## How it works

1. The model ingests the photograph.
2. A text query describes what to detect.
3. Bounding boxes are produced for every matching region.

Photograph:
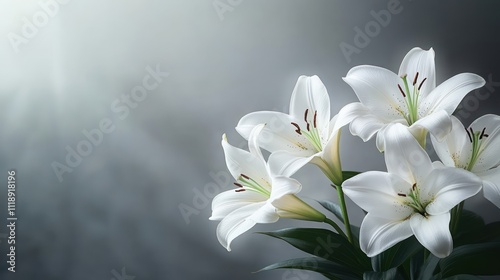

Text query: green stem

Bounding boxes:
[335,184,354,244]
[451,201,464,234]
[324,217,348,240]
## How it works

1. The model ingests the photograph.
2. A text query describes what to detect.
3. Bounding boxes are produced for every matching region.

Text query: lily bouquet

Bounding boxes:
[209,47,500,279]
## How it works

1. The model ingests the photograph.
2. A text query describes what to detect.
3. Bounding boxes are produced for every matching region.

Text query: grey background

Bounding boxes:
[1,0,500,279]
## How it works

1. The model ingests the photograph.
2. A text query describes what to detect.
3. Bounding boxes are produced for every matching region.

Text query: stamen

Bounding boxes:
[398,84,406,97]
[483,134,489,138]
[418,78,427,91]
[401,74,407,79]
[480,127,487,139]
[235,189,245,192]
[291,122,302,135]
[304,109,309,122]
[240,174,250,179]
[233,182,244,188]
[313,111,317,128]
[413,72,419,86]
[412,183,416,191]
[306,123,310,131]
[398,193,407,197]
[469,127,474,137]
[466,128,473,142]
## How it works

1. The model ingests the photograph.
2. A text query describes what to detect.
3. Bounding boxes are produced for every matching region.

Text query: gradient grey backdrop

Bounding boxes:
[1,1,500,279]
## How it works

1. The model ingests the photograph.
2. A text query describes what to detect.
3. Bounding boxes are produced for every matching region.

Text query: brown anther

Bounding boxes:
[235,189,246,192]
[291,122,302,135]
[233,182,244,188]
[469,127,474,137]
[240,174,250,179]
[412,183,416,191]
[304,109,309,122]
[313,111,317,128]
[466,128,473,142]
[413,72,419,86]
[480,127,487,139]
[398,84,406,97]
[398,193,407,197]
[418,78,427,91]
[306,123,310,131]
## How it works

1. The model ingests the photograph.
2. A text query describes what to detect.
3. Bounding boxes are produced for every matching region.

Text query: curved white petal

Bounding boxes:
[398,47,436,97]
[420,73,485,115]
[409,110,452,142]
[410,213,452,258]
[270,176,302,201]
[477,167,500,208]
[342,171,414,219]
[321,127,342,178]
[289,75,331,139]
[268,150,316,177]
[343,65,406,121]
[469,114,500,172]
[350,113,388,143]
[383,123,433,185]
[216,202,264,251]
[210,189,267,221]
[424,168,482,215]
[222,134,269,183]
[359,213,413,257]
[430,116,471,168]
[247,124,266,165]
[236,111,316,154]
[334,102,370,131]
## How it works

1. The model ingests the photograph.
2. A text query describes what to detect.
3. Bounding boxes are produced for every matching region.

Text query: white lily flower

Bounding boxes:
[337,47,485,151]
[431,115,500,208]
[236,75,342,185]
[342,123,482,258]
[210,124,325,251]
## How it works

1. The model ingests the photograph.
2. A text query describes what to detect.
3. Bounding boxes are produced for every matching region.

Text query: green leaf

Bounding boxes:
[363,267,404,280]
[317,200,361,237]
[259,228,370,271]
[442,275,483,280]
[259,257,362,280]
[417,254,440,280]
[477,222,500,242]
[440,242,500,277]
[454,210,485,246]
[371,236,423,272]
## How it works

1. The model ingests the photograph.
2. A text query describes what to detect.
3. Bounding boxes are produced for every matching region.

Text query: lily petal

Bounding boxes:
[398,47,436,97]
[270,176,302,201]
[236,111,316,154]
[424,168,482,215]
[408,110,452,142]
[210,189,267,221]
[469,114,500,172]
[216,202,265,251]
[273,194,326,222]
[321,127,342,180]
[383,123,433,185]
[477,167,500,208]
[359,213,413,257]
[289,75,331,138]
[222,134,269,184]
[334,102,370,131]
[247,124,266,166]
[351,113,389,143]
[342,171,414,219]
[430,116,471,168]
[410,213,452,258]
[420,73,485,115]
[343,65,406,120]
[268,150,316,177]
